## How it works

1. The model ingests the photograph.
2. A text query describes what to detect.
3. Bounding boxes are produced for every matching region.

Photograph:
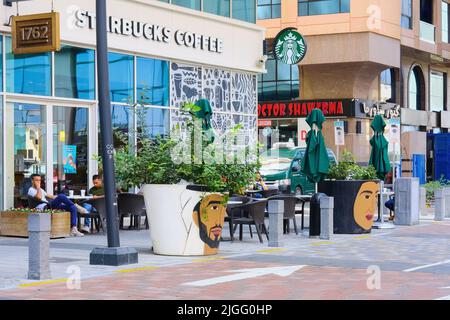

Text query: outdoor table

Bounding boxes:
[67,195,94,201]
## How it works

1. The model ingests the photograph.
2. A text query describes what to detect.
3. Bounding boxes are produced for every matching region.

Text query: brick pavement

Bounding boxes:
[0,218,449,300]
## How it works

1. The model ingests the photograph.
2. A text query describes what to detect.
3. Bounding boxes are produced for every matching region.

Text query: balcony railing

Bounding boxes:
[420,20,436,43]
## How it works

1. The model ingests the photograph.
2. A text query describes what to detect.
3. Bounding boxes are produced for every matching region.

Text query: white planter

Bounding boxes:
[141,184,226,256]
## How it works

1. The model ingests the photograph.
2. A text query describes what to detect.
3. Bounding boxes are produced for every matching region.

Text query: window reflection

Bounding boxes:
[204,0,230,17]
[137,57,170,106]
[5,37,51,96]
[53,107,88,194]
[137,107,170,139]
[55,46,96,100]
[109,53,134,103]
[172,0,201,10]
[233,0,256,23]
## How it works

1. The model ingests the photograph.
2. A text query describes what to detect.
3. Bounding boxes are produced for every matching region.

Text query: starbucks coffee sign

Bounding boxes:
[273,28,307,65]
[75,11,223,54]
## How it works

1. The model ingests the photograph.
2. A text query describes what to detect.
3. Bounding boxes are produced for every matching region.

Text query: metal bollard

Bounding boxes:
[419,187,427,216]
[444,187,450,218]
[28,213,51,280]
[320,196,334,240]
[435,189,445,221]
[268,200,284,247]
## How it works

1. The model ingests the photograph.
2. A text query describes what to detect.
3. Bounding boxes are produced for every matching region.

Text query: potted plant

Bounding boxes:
[0,208,71,239]
[318,151,379,234]
[114,101,259,256]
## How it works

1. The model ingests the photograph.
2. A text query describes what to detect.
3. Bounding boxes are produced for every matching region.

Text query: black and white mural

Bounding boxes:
[203,68,231,113]
[170,63,202,109]
[170,62,257,147]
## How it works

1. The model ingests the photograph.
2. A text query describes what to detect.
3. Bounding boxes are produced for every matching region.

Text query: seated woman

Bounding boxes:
[252,171,268,199]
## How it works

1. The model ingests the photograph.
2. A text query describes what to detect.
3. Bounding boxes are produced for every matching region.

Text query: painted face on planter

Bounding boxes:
[192,194,226,250]
[353,181,379,230]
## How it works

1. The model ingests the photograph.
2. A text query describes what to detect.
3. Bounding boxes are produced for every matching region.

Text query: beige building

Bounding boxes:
[257,0,450,181]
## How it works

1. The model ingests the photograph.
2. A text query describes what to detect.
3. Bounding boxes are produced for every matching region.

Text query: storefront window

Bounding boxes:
[258,55,299,101]
[298,0,350,16]
[5,37,51,96]
[109,53,134,103]
[203,0,230,17]
[55,46,95,100]
[137,107,170,139]
[233,0,256,23]
[0,98,3,209]
[172,0,201,10]
[6,103,46,209]
[0,36,3,92]
[136,57,170,106]
[430,71,445,112]
[53,107,89,194]
[402,0,413,29]
[111,104,133,148]
[257,0,281,19]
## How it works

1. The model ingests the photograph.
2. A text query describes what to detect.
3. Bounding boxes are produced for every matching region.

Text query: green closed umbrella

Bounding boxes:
[369,115,391,180]
[301,109,330,184]
[194,99,215,143]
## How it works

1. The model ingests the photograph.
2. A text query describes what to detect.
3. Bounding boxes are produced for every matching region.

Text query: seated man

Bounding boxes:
[28,174,84,237]
[81,175,105,232]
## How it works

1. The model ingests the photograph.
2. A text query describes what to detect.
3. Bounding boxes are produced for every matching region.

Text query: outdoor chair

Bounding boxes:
[268,195,299,235]
[117,193,148,230]
[84,198,108,233]
[232,199,269,243]
[225,196,252,241]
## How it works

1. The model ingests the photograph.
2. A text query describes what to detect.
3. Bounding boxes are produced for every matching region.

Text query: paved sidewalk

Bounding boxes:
[0,214,449,300]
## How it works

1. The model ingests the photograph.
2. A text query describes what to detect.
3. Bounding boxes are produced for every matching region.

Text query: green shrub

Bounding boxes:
[327,151,378,181]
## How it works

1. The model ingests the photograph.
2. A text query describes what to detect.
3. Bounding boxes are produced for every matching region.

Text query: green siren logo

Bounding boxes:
[274,28,307,65]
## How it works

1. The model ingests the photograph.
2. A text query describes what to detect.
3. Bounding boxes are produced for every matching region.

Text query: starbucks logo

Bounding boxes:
[274,28,307,65]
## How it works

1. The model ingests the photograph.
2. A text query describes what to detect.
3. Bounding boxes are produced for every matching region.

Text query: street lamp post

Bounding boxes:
[89,0,138,266]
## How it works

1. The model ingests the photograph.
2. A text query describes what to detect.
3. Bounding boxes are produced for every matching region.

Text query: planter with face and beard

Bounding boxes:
[192,194,226,255]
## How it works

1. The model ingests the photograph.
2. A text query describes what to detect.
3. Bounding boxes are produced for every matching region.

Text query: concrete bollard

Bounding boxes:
[28,213,51,280]
[419,187,427,215]
[444,187,450,218]
[268,200,284,247]
[394,177,420,226]
[435,188,445,221]
[320,196,334,240]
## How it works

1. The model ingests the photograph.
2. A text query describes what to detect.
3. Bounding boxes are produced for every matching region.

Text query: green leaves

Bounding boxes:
[328,151,377,181]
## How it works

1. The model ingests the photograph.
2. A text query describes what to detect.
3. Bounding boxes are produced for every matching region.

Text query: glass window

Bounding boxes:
[409,69,418,110]
[53,106,89,194]
[298,0,350,16]
[6,103,46,209]
[0,99,2,209]
[430,71,445,112]
[137,107,170,139]
[257,0,281,20]
[55,45,95,100]
[380,68,395,102]
[172,0,201,10]
[5,37,51,96]
[111,104,133,148]
[203,0,230,17]
[136,57,170,106]
[258,55,300,101]
[233,0,256,23]
[401,0,412,29]
[108,52,134,103]
[443,1,449,42]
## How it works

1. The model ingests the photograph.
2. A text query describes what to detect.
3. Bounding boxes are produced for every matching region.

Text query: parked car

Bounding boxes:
[260,144,337,195]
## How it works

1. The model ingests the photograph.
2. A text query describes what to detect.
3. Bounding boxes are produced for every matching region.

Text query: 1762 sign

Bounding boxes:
[12,12,60,55]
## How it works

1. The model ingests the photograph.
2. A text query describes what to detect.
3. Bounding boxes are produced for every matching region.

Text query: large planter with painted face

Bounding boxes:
[318,180,380,234]
[141,184,226,256]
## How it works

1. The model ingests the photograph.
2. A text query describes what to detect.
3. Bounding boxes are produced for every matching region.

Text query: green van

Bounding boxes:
[260,144,337,195]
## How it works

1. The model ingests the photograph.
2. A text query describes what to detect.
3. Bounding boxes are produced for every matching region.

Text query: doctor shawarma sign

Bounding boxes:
[273,28,307,65]
[75,10,223,54]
